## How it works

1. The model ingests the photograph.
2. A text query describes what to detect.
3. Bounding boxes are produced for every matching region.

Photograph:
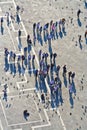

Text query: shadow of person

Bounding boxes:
[13,63,16,76]
[69,91,74,108]
[77,18,82,27]
[72,80,76,95]
[85,38,87,44]
[59,31,63,38]
[3,91,8,102]
[48,42,52,54]
[28,45,32,53]
[18,37,22,51]
[41,79,47,93]
[35,78,39,91]
[62,27,67,36]
[79,42,82,50]
[1,25,4,35]
[4,56,9,71]
[18,63,21,75]
[63,75,67,87]
[32,60,35,71]
[55,91,59,107]
[84,1,87,8]
[16,13,20,24]
[58,88,63,106]
[39,35,43,46]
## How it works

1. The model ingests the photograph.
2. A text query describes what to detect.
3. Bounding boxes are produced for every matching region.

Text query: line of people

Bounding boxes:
[33,18,66,46]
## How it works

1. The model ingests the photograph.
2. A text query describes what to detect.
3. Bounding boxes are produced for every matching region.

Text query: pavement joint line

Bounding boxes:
[0,119,4,130]
[0,7,2,12]
[0,16,6,18]
[9,14,24,32]
[5,65,37,73]
[9,16,15,32]
[1,92,42,127]
[14,129,22,130]
[0,1,13,4]
[16,37,24,55]
[5,21,16,51]
[32,109,51,130]
[57,110,66,130]
[3,93,33,98]
[33,100,43,122]
[20,88,35,92]
[0,100,8,126]
[0,52,4,54]
[44,108,66,130]
[0,92,42,127]
[16,74,28,89]
[8,120,42,127]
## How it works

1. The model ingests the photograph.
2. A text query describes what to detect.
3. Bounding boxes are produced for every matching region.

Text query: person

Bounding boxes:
[39,26,42,35]
[33,23,36,32]
[38,50,42,61]
[42,53,45,59]
[4,48,9,57]
[50,63,54,72]
[1,17,3,26]
[85,30,87,39]
[78,35,82,43]
[50,20,53,32]
[27,34,30,45]
[22,55,25,66]
[50,53,53,61]
[77,9,81,19]
[59,19,62,32]
[63,65,67,77]
[35,69,38,80]
[53,53,57,62]
[32,55,35,60]
[13,53,16,63]
[3,84,8,101]
[4,48,9,71]
[41,93,45,103]
[16,5,20,12]
[6,12,10,26]
[47,64,50,74]
[71,72,75,80]
[45,53,49,63]
[62,18,66,25]
[9,51,13,62]
[23,110,29,120]
[56,65,60,76]
[16,12,20,24]
[1,17,4,35]
[68,71,72,83]
[18,29,21,38]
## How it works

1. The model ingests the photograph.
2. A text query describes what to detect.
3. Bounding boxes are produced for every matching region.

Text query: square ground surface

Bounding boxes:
[1,93,42,126]
[0,0,87,130]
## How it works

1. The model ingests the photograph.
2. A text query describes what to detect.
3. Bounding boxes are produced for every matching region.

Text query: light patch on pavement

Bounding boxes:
[0,119,3,130]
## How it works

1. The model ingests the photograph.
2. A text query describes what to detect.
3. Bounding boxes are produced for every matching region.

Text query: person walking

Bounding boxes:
[77,9,81,19]
[63,65,67,77]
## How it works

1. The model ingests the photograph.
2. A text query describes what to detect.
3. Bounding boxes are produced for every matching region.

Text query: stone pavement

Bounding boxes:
[0,0,87,130]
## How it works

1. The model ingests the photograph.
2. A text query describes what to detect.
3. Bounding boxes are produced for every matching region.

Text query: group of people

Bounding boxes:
[33,18,66,46]
[4,47,36,76]
[0,4,77,108]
